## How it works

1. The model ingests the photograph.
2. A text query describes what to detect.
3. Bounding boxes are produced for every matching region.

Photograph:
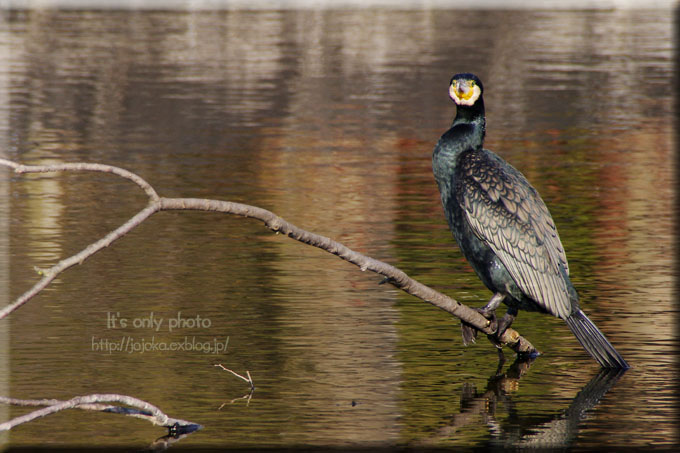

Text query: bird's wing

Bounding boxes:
[457,150,572,319]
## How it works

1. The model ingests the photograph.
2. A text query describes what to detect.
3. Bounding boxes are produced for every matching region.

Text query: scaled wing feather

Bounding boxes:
[458,150,571,319]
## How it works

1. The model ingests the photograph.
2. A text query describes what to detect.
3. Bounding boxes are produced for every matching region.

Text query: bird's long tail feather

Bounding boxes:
[565,310,629,369]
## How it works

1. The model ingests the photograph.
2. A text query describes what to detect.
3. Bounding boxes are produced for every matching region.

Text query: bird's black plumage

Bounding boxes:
[432,73,628,369]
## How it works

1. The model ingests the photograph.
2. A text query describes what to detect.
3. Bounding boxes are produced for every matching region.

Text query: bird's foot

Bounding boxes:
[461,307,497,346]
[461,322,477,346]
[495,312,515,338]
[486,311,516,347]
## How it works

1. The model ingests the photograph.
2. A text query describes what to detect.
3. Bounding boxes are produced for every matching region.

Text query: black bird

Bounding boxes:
[432,73,628,369]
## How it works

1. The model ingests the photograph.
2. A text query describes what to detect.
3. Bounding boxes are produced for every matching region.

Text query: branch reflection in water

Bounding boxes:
[3,5,673,449]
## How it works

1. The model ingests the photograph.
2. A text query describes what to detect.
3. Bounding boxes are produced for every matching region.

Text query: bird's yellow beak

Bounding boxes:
[450,80,474,101]
[449,79,481,106]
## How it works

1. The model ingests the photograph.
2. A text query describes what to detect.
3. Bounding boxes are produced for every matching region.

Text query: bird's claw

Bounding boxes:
[461,322,477,345]
[494,312,516,339]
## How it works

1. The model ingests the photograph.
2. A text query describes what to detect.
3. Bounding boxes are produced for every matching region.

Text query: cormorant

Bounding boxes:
[432,73,628,369]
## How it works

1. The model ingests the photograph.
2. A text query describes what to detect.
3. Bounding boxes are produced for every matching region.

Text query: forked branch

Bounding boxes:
[0,158,537,355]
[214,364,254,390]
[0,394,201,433]
[215,364,255,407]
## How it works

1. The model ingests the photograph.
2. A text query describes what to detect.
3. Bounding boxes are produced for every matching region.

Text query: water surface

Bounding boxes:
[0,7,675,449]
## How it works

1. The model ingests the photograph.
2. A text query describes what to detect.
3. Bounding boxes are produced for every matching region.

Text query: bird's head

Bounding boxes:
[449,73,483,107]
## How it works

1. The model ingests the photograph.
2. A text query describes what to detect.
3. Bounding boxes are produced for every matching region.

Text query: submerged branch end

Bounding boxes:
[0,394,201,432]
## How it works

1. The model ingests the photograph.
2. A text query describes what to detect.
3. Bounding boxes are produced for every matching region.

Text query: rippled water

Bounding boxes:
[0,6,675,449]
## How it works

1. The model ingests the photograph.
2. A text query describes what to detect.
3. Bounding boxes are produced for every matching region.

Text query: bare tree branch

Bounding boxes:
[214,365,256,407]
[0,203,160,319]
[0,159,159,200]
[0,159,538,355]
[214,364,255,390]
[0,394,201,432]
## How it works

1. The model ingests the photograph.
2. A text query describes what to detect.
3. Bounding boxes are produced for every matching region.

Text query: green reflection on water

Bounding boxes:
[3,6,675,449]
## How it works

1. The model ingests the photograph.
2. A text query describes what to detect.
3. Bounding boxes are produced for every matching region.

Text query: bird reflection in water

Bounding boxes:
[418,357,627,448]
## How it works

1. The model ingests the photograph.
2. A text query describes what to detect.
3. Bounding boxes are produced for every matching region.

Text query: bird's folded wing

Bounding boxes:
[458,150,571,319]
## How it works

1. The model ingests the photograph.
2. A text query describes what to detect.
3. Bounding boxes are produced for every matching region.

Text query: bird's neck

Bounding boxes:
[432,101,487,191]
[451,101,486,150]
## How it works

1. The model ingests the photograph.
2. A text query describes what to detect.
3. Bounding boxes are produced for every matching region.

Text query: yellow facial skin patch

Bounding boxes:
[449,80,482,106]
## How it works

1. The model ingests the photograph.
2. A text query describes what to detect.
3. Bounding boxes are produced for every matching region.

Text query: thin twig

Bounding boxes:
[0,159,538,355]
[0,203,160,319]
[0,159,159,201]
[214,364,255,390]
[215,364,255,407]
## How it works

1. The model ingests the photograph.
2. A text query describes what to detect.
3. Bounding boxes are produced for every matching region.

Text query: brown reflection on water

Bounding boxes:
[2,7,675,449]
[590,122,675,443]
